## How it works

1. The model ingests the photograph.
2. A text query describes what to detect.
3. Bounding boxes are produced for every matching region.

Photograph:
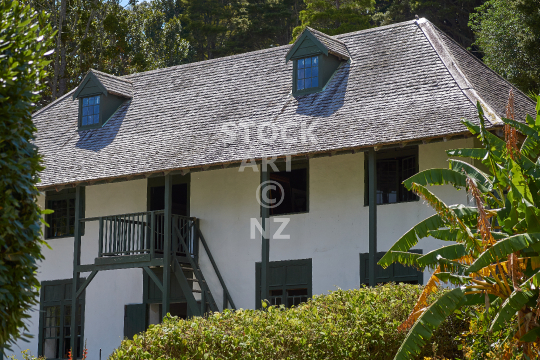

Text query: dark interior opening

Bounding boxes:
[149,183,189,215]
[270,168,308,215]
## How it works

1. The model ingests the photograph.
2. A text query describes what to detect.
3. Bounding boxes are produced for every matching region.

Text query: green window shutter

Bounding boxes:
[256,259,312,309]
[360,250,423,286]
[124,304,146,340]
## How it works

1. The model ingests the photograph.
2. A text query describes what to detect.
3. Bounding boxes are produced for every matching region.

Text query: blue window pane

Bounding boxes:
[95,96,100,104]
[305,57,311,67]
[89,97,95,105]
[297,79,304,90]
[88,106,94,115]
[305,67,311,78]
[93,114,99,124]
[312,77,318,87]
[82,107,88,116]
[94,105,99,115]
[82,116,87,126]
[297,69,304,79]
[298,59,304,69]
[305,77,311,88]
[312,56,318,65]
[312,66,318,77]
[83,98,88,106]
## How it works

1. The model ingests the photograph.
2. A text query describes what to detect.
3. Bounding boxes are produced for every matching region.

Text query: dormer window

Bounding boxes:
[72,69,133,131]
[81,95,100,127]
[286,27,350,96]
[297,56,319,91]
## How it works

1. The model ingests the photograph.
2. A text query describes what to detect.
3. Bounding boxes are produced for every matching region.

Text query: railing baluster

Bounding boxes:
[98,217,103,257]
[150,212,155,257]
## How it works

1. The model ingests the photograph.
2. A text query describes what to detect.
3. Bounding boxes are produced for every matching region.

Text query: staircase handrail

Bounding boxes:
[193,220,236,310]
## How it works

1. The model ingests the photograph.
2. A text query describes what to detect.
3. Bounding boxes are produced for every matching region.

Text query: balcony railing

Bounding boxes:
[81,210,197,261]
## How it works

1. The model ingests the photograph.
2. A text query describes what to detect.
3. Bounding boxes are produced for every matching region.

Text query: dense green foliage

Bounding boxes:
[379,94,540,359]
[470,0,540,94]
[110,284,466,360]
[373,0,485,53]
[26,0,539,104]
[292,0,374,39]
[0,0,52,350]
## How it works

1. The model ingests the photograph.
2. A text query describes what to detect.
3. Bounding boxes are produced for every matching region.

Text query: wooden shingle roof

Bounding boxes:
[33,19,536,189]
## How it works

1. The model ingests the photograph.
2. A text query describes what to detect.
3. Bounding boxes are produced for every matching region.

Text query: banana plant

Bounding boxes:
[379,91,540,360]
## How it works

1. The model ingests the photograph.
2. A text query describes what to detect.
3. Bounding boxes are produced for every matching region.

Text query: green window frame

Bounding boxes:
[293,55,322,95]
[45,188,85,239]
[262,159,309,217]
[38,279,85,360]
[256,259,312,309]
[360,250,423,285]
[364,146,419,206]
[78,95,103,130]
[296,56,319,91]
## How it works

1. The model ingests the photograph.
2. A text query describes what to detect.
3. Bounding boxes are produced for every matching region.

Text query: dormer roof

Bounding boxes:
[286,27,350,62]
[72,69,133,100]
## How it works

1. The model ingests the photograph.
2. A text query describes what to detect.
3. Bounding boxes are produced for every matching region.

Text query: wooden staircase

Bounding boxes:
[171,220,228,316]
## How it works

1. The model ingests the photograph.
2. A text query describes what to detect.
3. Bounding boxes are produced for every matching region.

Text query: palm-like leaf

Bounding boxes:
[446,148,488,160]
[378,214,444,268]
[466,233,540,274]
[490,270,540,332]
[383,251,422,268]
[393,287,466,360]
[448,159,493,191]
[417,244,468,268]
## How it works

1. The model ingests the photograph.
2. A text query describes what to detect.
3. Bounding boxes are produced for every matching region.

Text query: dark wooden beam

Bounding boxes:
[260,167,270,307]
[368,148,377,287]
[162,174,172,318]
[70,185,83,355]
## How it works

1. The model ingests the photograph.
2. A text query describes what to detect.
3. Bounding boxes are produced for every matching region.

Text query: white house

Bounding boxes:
[7,18,536,359]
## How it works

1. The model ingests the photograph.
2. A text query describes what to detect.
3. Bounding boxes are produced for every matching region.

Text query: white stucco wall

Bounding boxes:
[192,138,474,310]
[8,180,147,360]
[9,138,474,358]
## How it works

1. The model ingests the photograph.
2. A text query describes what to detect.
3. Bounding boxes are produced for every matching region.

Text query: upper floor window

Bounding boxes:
[81,95,100,127]
[266,160,308,216]
[297,56,319,91]
[45,188,85,239]
[364,146,419,205]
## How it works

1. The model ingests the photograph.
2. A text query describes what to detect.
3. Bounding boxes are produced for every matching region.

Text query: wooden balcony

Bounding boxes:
[78,211,198,271]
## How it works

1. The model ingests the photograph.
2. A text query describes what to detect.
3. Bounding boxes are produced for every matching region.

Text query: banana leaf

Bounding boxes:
[490,270,540,332]
[402,168,467,191]
[378,214,444,268]
[383,251,422,268]
[446,148,488,160]
[448,159,493,191]
[434,272,471,285]
[417,244,468,268]
[393,287,466,360]
[466,233,540,274]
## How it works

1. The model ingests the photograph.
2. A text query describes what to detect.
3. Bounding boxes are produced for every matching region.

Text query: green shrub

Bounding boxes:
[0,0,53,349]
[110,284,467,360]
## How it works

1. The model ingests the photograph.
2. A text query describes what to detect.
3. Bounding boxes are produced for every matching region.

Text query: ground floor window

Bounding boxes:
[360,251,423,285]
[39,279,85,359]
[256,259,312,308]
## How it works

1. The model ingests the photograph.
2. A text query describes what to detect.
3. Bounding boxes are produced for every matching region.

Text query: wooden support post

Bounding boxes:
[70,185,82,356]
[162,174,172,318]
[260,166,270,307]
[368,148,377,287]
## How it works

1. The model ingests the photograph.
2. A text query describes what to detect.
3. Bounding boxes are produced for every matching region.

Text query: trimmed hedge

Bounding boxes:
[110,284,467,360]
